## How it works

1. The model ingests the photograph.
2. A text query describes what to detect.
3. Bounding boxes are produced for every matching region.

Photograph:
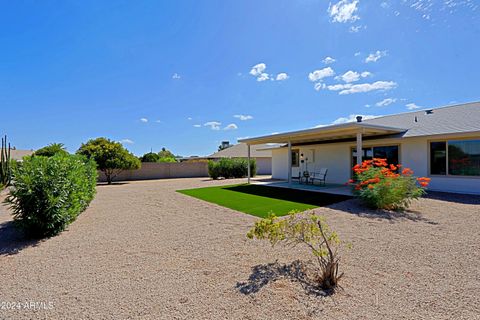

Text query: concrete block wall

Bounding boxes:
[97,162,209,182]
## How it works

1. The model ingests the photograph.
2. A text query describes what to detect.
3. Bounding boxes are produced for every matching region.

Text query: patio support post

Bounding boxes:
[356,132,363,165]
[287,140,292,184]
[247,144,251,184]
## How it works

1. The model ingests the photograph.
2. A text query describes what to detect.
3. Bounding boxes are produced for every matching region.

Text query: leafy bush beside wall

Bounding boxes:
[5,153,97,238]
[208,158,256,179]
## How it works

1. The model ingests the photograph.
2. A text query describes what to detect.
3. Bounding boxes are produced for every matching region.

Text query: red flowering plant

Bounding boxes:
[347,158,431,210]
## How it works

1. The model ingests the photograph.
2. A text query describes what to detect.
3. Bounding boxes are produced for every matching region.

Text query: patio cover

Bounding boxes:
[238,122,406,145]
[239,122,407,183]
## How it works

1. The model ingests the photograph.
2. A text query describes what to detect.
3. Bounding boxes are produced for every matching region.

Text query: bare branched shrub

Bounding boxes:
[247,211,349,291]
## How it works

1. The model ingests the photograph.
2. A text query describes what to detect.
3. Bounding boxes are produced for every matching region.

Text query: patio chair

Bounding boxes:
[310,168,328,186]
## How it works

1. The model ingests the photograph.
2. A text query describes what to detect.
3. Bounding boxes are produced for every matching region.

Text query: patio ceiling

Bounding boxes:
[239,122,407,145]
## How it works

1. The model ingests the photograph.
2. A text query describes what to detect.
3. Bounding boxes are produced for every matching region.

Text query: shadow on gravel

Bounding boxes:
[326,199,438,225]
[425,191,480,205]
[96,182,130,186]
[0,221,41,256]
[236,260,333,297]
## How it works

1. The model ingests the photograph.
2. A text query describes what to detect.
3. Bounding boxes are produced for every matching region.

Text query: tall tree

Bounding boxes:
[77,138,141,184]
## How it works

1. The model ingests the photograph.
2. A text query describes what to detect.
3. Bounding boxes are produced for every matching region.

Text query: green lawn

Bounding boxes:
[177,184,351,218]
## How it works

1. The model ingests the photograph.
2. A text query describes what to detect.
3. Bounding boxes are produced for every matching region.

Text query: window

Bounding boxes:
[352,146,398,166]
[430,139,480,176]
[291,150,300,167]
[430,142,446,175]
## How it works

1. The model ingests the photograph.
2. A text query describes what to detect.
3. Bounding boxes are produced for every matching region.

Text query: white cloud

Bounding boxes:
[349,25,362,33]
[332,114,380,124]
[119,139,134,144]
[257,73,270,82]
[224,123,238,130]
[326,83,351,91]
[315,114,380,127]
[204,121,221,130]
[361,71,372,78]
[193,124,201,128]
[308,67,335,82]
[237,136,250,141]
[187,117,192,120]
[323,56,336,64]
[365,50,387,63]
[155,120,162,123]
[249,63,267,76]
[275,72,289,81]
[140,118,148,123]
[338,70,360,83]
[338,81,397,95]
[376,98,397,107]
[406,103,422,110]
[314,83,326,91]
[328,0,360,23]
[354,52,361,56]
[234,114,253,121]
[172,73,181,80]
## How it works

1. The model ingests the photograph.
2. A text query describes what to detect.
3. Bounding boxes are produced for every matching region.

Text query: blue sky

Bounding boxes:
[2,0,479,156]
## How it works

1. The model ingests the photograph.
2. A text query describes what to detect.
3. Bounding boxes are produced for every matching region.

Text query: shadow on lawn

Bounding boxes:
[0,220,41,256]
[236,260,333,297]
[224,185,351,207]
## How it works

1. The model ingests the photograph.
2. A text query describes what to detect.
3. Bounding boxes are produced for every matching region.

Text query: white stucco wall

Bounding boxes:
[272,148,288,179]
[255,157,272,175]
[270,135,480,194]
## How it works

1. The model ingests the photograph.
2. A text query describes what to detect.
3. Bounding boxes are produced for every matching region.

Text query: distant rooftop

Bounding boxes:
[208,143,272,158]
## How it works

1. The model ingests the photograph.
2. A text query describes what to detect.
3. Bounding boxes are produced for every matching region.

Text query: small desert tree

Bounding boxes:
[247,211,348,291]
[35,143,68,157]
[77,137,141,184]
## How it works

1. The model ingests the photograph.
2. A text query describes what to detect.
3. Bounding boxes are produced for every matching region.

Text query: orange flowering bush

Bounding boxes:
[348,158,431,210]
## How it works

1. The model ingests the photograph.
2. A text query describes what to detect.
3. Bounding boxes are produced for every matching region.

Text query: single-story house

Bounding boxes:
[207,143,273,175]
[239,102,480,195]
[10,149,34,161]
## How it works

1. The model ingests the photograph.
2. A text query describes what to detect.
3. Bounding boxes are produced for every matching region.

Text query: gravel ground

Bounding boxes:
[0,177,479,320]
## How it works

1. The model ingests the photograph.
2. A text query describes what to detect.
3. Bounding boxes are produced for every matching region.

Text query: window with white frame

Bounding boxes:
[430,139,480,176]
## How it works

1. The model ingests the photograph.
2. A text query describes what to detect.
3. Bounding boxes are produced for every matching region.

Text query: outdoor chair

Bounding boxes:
[310,168,328,186]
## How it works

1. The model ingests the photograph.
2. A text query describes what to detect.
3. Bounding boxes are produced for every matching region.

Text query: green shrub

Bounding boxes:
[207,158,256,179]
[208,160,220,179]
[247,211,348,291]
[4,153,97,238]
[158,156,177,163]
[349,158,430,211]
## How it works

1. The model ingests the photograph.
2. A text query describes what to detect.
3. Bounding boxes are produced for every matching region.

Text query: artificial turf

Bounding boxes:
[177,184,351,218]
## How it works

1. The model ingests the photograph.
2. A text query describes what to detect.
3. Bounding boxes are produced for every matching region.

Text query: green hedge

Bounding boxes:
[208,158,256,179]
[5,153,97,238]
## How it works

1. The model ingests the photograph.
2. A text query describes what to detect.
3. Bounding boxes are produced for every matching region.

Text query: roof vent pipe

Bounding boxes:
[356,116,363,123]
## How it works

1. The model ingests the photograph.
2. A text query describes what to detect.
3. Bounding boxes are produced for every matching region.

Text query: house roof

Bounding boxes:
[239,102,480,145]
[10,149,34,161]
[208,143,272,158]
[363,101,480,137]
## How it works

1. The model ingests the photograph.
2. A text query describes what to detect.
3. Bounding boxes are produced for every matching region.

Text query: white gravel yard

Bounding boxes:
[0,177,479,320]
